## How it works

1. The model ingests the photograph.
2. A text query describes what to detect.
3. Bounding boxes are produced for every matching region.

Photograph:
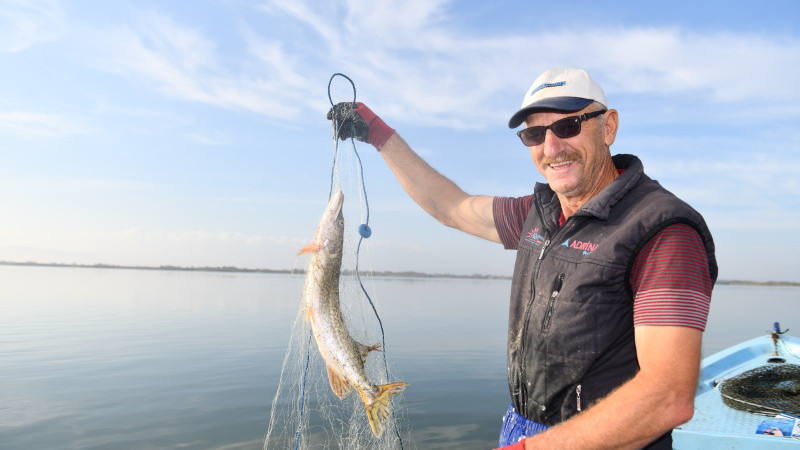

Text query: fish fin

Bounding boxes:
[326,364,352,399]
[296,242,320,256]
[357,342,382,365]
[360,382,408,437]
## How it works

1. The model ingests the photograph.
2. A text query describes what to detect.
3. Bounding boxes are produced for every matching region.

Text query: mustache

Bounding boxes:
[542,151,582,166]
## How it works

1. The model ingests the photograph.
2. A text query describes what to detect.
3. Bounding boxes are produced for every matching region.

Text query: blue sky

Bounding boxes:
[1,0,799,282]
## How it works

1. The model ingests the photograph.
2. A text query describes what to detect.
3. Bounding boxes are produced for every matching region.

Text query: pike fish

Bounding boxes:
[298,190,407,437]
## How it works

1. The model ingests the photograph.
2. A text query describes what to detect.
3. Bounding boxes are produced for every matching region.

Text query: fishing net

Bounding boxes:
[262,278,408,449]
[718,363,800,415]
[263,74,408,449]
[262,206,408,449]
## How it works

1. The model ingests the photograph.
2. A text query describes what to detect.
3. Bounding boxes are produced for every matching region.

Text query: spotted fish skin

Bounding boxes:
[298,190,407,437]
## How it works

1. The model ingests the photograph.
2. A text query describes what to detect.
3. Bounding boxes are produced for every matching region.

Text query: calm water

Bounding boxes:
[0,265,797,449]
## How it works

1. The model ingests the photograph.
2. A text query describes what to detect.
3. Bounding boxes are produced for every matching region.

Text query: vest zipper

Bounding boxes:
[518,210,581,414]
[576,384,582,412]
[518,237,549,413]
[541,273,565,331]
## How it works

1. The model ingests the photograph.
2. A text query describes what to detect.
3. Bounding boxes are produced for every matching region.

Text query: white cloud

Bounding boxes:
[256,0,343,50]
[2,176,161,193]
[84,11,306,119]
[133,229,304,247]
[0,226,307,268]
[253,2,800,128]
[187,133,230,147]
[591,28,800,103]
[0,0,64,52]
[0,111,89,137]
[79,2,800,129]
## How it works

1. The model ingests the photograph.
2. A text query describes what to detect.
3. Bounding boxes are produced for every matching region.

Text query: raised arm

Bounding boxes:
[378,133,499,242]
[516,325,700,450]
[328,102,499,243]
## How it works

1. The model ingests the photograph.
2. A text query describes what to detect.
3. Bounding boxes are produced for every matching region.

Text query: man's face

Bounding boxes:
[524,106,617,202]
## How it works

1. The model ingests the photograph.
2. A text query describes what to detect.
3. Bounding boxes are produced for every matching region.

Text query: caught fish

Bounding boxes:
[298,190,407,437]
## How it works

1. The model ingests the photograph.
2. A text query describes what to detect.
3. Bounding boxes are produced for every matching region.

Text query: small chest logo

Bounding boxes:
[561,238,598,255]
[525,227,545,245]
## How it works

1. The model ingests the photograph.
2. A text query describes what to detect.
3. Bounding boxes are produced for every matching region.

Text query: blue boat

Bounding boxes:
[673,323,800,448]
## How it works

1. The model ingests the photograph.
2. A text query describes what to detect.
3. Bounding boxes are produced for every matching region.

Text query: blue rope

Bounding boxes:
[347,131,402,449]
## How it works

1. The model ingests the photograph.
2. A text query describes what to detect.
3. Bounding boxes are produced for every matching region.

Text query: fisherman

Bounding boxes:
[327,67,717,449]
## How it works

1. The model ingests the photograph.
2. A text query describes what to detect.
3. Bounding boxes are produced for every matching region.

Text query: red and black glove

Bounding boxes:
[326,102,395,150]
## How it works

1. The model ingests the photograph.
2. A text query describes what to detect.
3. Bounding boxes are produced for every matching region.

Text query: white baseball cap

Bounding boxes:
[508,68,607,128]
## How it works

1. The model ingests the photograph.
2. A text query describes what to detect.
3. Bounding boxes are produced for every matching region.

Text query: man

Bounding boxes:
[327,68,717,449]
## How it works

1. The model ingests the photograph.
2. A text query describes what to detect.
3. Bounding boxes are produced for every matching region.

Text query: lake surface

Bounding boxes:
[1,265,797,449]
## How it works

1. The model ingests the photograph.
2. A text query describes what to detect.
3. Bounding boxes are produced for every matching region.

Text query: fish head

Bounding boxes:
[317,190,345,255]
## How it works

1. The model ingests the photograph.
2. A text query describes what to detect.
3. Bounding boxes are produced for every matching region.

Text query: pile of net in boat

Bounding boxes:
[719,363,800,415]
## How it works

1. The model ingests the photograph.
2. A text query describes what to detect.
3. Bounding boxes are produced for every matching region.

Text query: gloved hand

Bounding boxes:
[326,102,395,150]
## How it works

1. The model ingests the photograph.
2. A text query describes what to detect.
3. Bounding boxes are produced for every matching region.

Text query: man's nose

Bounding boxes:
[541,129,565,157]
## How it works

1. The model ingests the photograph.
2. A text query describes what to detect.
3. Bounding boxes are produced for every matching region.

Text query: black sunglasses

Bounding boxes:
[517,109,607,146]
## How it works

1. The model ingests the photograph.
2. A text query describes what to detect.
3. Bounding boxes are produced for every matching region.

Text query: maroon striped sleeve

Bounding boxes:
[493,195,535,249]
[631,223,712,331]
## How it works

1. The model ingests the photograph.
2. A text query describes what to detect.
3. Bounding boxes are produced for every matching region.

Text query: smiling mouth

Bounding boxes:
[548,160,574,169]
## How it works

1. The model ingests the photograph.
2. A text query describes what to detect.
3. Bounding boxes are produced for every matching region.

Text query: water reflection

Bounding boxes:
[0,266,797,449]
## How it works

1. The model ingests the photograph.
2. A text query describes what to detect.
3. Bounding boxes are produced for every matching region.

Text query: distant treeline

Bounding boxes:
[715,280,800,287]
[0,260,798,285]
[0,260,506,280]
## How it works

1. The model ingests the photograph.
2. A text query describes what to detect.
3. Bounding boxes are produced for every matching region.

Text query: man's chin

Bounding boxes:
[547,178,578,194]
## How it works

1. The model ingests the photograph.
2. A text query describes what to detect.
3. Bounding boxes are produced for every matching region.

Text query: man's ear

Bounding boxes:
[603,109,619,147]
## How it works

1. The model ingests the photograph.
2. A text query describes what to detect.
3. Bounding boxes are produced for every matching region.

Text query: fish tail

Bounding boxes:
[360,382,408,437]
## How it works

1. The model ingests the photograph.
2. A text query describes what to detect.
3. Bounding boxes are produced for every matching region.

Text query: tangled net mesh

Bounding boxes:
[263,149,408,449]
[719,363,800,415]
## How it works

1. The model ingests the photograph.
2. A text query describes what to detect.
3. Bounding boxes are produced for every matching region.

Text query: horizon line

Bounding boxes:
[1,260,799,286]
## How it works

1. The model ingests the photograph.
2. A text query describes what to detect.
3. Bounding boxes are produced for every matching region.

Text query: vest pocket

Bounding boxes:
[541,273,565,331]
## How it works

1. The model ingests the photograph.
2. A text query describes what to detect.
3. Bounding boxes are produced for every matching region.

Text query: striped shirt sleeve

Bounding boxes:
[493,195,536,249]
[630,223,712,331]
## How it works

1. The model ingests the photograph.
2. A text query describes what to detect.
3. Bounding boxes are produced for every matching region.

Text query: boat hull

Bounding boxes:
[673,332,800,448]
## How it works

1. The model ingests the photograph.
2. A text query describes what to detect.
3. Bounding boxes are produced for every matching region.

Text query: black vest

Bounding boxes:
[507,154,717,426]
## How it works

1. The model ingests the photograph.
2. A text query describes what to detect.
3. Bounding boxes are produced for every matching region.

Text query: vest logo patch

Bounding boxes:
[525,227,545,245]
[561,238,598,255]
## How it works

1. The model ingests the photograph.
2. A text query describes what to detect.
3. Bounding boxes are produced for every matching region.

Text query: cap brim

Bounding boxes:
[508,97,594,128]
